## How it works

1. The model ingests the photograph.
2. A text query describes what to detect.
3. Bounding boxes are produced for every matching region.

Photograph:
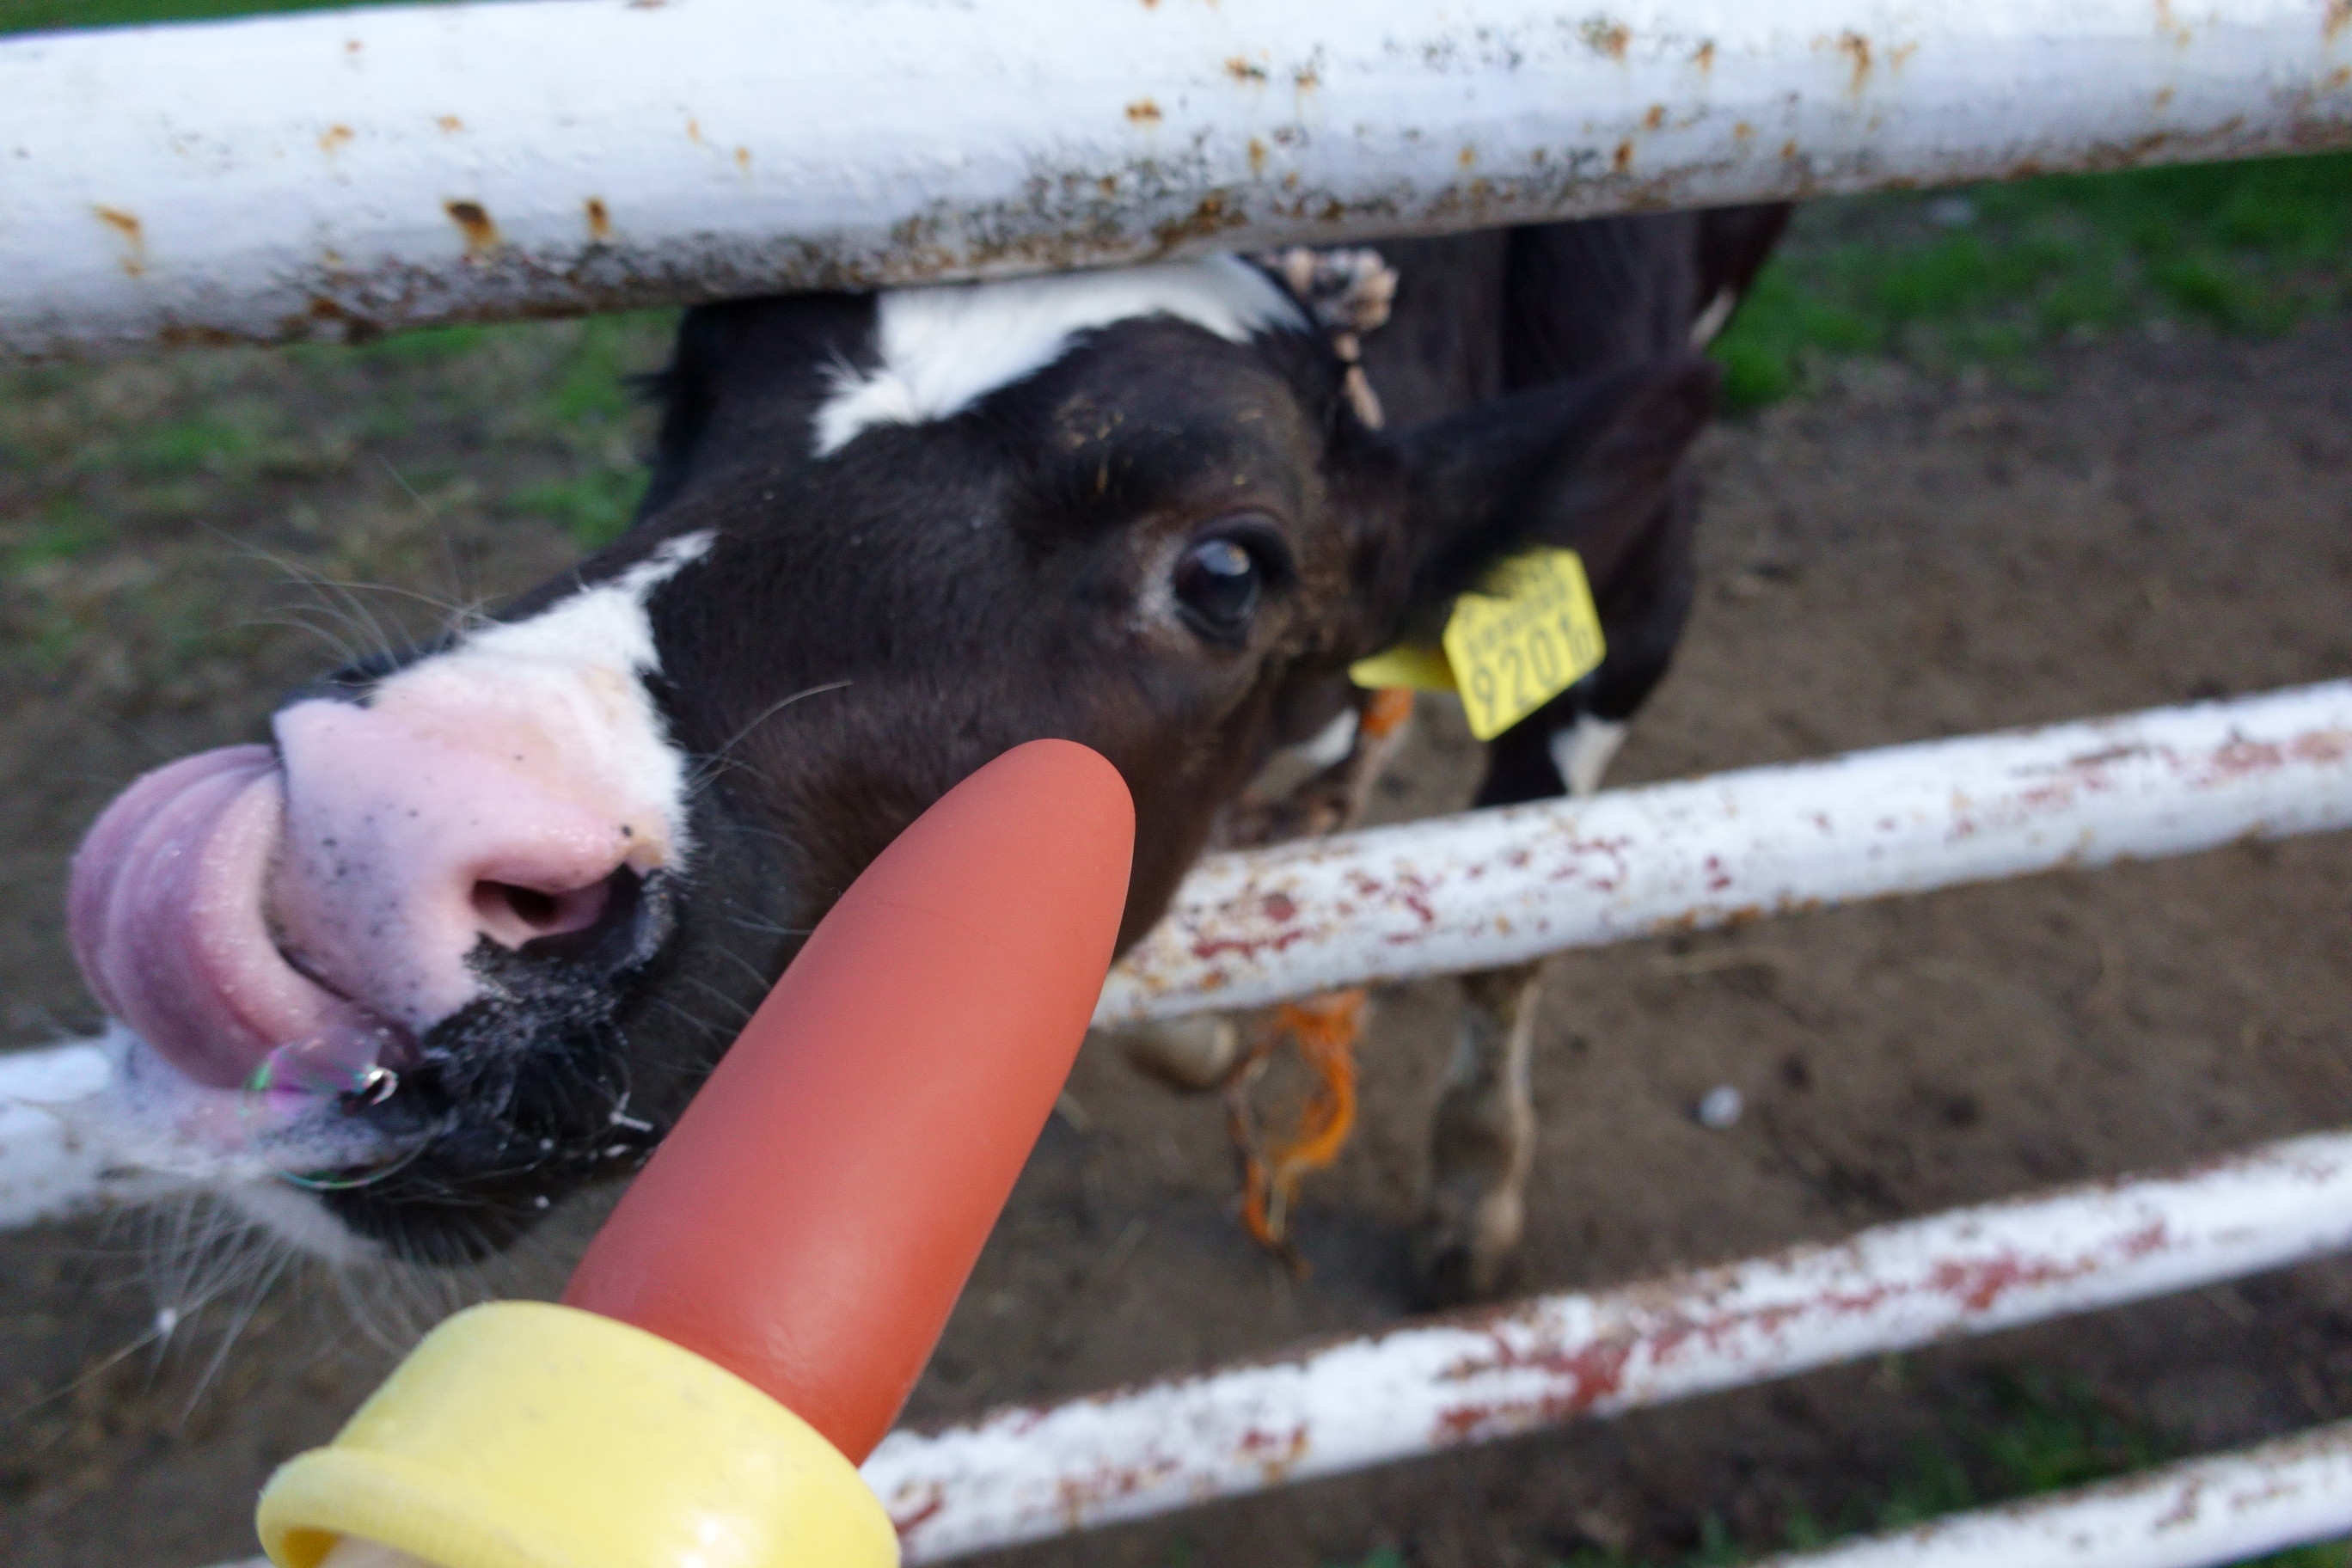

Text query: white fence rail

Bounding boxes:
[1096,680,2352,1025]
[863,1130,2352,1562]
[9,9,2349,1561]
[4,0,2349,357]
[0,1041,150,1231]
[180,1135,2352,1568]
[1758,1419,2352,1568]
[28,693,2344,1560]
[11,680,2351,1565]
[10,683,2349,1231]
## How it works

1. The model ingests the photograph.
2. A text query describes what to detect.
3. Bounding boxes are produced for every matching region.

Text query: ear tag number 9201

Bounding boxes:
[1347,548,1606,742]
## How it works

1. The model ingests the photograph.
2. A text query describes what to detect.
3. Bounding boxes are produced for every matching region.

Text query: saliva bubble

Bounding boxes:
[238,1026,407,1189]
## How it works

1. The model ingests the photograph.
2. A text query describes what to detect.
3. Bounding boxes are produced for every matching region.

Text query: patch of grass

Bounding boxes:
[2269,1547,2352,1568]
[287,309,674,446]
[1968,1370,2158,1496]
[476,313,673,544]
[1709,264,1877,407]
[545,313,668,427]
[1712,150,2352,407]
[126,413,260,476]
[352,322,499,366]
[21,613,84,668]
[0,0,450,37]
[3,504,107,574]
[504,467,649,549]
[1481,1370,2352,1568]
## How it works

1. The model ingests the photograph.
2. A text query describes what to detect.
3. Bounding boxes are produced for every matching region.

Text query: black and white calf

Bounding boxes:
[65,210,1784,1293]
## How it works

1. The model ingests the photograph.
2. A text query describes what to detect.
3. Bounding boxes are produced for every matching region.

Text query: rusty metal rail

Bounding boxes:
[862,1130,2352,1563]
[1095,679,2352,1025]
[210,1424,2352,1568]
[1756,1419,2352,1568]
[175,1137,2352,1568]
[5,0,2349,358]
[9,683,2349,1232]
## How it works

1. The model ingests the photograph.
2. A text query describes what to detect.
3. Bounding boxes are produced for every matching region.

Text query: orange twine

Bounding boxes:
[1359,687,1416,740]
[1233,989,1367,1262]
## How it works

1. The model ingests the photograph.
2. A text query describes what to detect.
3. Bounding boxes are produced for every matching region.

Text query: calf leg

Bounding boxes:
[1409,211,1790,1302]
[1414,959,1544,1304]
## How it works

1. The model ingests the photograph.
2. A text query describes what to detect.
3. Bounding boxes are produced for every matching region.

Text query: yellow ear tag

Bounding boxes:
[1348,548,1607,741]
[1345,640,1457,692]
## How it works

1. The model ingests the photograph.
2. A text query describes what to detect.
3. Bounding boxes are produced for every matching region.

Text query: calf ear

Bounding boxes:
[1349,355,1719,653]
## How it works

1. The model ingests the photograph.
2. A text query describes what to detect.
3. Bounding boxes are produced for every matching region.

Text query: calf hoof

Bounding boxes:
[1413,1240,1518,1310]
[1410,1191,1524,1308]
[1105,1014,1241,1091]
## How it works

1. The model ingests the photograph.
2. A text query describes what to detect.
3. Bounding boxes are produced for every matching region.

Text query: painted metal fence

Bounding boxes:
[3,0,2349,358]
[1755,1419,2352,1568]
[10,683,2349,1231]
[864,1130,2352,1562]
[9,684,2352,1565]
[3,3,2349,1565]
[1095,679,2352,1025]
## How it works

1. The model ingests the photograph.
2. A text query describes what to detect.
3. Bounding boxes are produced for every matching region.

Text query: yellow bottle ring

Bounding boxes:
[257,1300,898,1568]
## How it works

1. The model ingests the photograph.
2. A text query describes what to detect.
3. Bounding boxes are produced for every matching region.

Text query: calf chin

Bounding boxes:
[312,890,673,1262]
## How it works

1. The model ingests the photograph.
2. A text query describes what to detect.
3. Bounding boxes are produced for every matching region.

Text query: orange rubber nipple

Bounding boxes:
[562,739,1134,1462]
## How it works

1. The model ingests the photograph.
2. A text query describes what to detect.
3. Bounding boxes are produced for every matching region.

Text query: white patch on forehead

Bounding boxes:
[812,255,1308,457]
[367,530,714,867]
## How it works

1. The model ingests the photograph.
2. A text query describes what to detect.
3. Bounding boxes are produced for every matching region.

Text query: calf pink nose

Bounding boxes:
[268,699,645,1031]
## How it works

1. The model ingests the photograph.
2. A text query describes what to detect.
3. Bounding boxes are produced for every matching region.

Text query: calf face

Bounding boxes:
[68,256,1714,1264]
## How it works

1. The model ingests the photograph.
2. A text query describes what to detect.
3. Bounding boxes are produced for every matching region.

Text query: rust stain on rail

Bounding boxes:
[1579,15,1632,59]
[91,205,146,277]
[444,199,501,254]
[1094,707,2352,1021]
[1048,1454,1190,1527]
[872,1130,2352,1559]
[1835,31,1872,93]
[19,85,2352,360]
[1423,1224,2182,1446]
[1236,1422,1311,1479]
[1927,1222,2171,1311]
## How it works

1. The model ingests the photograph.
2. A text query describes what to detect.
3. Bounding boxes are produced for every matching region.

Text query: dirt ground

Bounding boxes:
[2,301,2349,1568]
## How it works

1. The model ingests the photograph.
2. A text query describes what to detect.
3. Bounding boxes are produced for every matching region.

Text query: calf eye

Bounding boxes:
[1173,528,1282,641]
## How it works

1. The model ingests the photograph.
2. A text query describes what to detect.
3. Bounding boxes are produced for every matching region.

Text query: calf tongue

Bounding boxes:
[69,746,399,1093]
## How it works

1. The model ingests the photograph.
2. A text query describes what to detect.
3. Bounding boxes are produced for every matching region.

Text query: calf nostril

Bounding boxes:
[471,877,614,948]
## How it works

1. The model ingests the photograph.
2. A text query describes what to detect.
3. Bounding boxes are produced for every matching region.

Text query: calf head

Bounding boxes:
[69,257,1715,1265]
